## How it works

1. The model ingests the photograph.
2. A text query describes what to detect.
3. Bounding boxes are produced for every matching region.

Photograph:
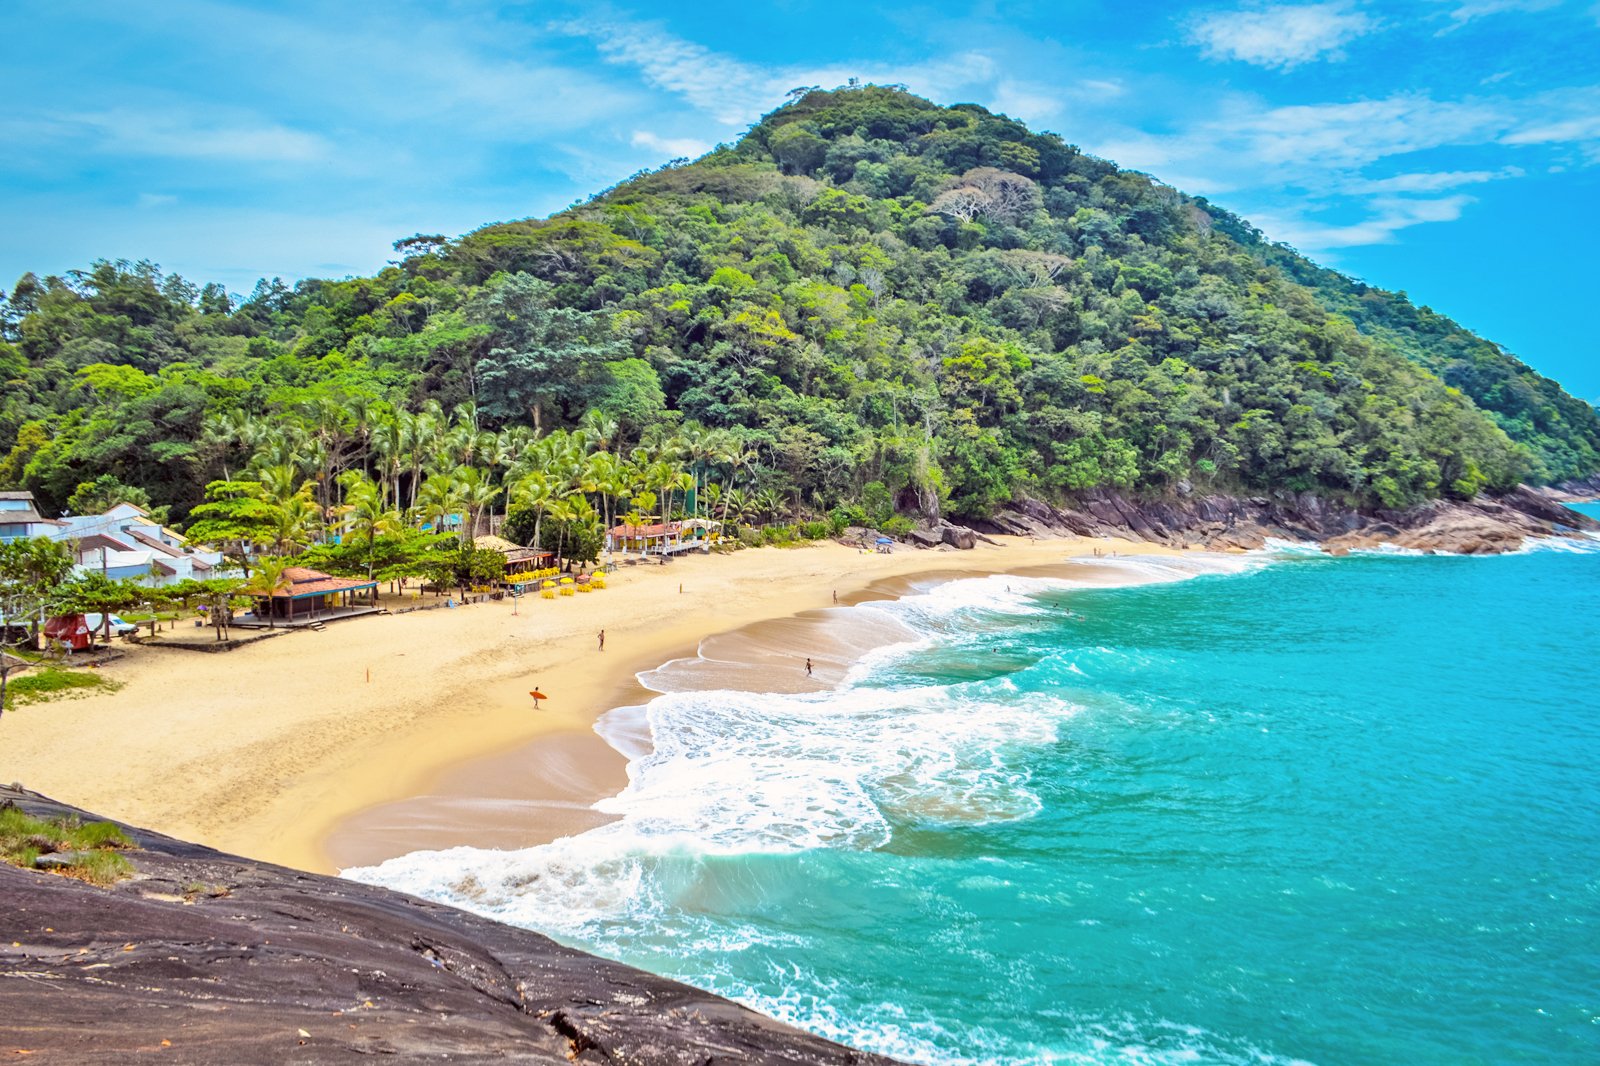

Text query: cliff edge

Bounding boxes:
[0,786,899,1065]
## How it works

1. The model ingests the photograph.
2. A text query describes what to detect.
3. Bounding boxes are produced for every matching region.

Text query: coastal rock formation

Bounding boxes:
[1544,475,1600,503]
[971,486,1598,555]
[0,786,901,1065]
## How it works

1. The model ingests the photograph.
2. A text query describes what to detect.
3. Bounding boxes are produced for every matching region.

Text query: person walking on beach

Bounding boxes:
[805,657,813,677]
[598,629,605,652]
[832,590,838,605]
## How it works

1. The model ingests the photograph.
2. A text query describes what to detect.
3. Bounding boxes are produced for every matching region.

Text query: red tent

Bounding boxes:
[43,614,93,652]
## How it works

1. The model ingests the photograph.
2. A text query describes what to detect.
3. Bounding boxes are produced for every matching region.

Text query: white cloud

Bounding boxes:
[136,192,178,209]
[1187,2,1376,69]
[1077,79,1127,97]
[563,18,791,125]
[1255,195,1476,250]
[559,17,1053,130]
[1347,167,1522,193]
[13,107,330,163]
[1093,93,1510,182]
[1438,0,1563,30]
[1502,113,1600,145]
[1087,83,1600,249]
[630,130,713,159]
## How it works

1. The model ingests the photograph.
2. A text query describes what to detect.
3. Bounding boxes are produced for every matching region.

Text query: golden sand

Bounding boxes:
[0,536,1179,873]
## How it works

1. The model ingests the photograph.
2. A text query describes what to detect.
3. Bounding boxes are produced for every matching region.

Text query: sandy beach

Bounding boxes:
[1,535,1180,874]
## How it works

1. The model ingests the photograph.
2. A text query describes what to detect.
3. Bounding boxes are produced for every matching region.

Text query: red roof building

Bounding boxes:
[255,567,379,621]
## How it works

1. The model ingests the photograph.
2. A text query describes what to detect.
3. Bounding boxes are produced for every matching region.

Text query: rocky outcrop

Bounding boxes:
[0,786,901,1065]
[1543,475,1600,503]
[967,485,1598,555]
[893,519,993,551]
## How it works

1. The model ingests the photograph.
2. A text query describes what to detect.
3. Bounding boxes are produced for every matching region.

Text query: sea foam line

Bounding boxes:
[344,552,1252,935]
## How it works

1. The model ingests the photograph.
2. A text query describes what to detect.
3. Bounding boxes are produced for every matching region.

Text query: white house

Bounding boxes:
[0,490,64,544]
[52,502,232,586]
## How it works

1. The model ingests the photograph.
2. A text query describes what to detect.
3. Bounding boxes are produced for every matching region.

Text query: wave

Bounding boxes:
[715,973,1320,1066]
[1513,529,1600,555]
[343,552,1266,1050]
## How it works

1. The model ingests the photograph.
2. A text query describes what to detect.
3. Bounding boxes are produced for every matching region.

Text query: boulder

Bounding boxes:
[938,523,978,549]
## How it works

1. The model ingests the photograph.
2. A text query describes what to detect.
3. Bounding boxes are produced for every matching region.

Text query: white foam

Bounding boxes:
[1511,530,1600,555]
[711,973,1320,1066]
[343,552,1265,1038]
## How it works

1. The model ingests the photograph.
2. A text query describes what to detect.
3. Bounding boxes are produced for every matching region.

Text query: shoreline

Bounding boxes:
[331,550,1243,878]
[1,535,1184,875]
[321,546,1199,873]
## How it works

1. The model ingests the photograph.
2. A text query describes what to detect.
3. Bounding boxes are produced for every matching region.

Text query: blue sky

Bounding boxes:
[5,1,1598,397]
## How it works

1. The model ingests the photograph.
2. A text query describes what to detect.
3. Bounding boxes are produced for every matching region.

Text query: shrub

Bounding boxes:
[829,505,867,531]
[881,515,915,536]
[2,668,121,710]
[0,805,136,885]
[800,520,833,540]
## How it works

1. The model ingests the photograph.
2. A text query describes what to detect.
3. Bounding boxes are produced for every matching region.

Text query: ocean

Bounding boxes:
[350,511,1600,1065]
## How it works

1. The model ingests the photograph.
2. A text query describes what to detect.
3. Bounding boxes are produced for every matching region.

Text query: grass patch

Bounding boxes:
[0,803,137,885]
[2,667,122,710]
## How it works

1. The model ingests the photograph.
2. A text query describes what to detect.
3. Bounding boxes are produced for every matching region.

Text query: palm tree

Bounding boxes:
[578,410,621,453]
[268,491,319,555]
[718,443,758,526]
[543,498,573,568]
[342,475,402,577]
[406,407,443,511]
[584,452,625,541]
[454,465,500,540]
[510,472,558,552]
[415,472,465,540]
[240,557,291,630]
[371,412,409,507]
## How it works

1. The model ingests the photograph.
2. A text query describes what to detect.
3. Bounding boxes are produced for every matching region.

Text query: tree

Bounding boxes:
[471,273,624,432]
[168,578,246,642]
[185,480,277,571]
[0,537,76,715]
[414,472,465,541]
[538,497,604,568]
[55,572,145,645]
[66,474,153,517]
[420,545,505,600]
[239,558,291,630]
[339,473,403,578]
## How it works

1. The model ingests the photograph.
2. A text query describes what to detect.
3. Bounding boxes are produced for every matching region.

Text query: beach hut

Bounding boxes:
[251,566,379,624]
[608,519,723,556]
[474,534,554,574]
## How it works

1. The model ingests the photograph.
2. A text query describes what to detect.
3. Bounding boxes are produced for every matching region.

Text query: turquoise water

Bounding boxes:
[355,521,1600,1064]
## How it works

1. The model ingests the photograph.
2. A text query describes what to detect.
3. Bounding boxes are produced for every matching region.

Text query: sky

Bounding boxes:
[4,1,1598,398]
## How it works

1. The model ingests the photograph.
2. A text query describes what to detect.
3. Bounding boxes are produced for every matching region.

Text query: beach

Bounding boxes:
[1,535,1177,874]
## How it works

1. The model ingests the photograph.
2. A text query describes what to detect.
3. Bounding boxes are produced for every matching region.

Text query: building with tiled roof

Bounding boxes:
[250,567,379,623]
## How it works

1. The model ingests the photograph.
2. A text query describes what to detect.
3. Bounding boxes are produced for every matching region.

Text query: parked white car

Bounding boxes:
[83,613,139,637]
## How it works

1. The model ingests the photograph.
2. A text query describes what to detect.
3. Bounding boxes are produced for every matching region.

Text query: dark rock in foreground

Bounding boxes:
[0,786,901,1065]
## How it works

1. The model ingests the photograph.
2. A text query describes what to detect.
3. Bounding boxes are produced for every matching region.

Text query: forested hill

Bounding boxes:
[2,85,1596,529]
